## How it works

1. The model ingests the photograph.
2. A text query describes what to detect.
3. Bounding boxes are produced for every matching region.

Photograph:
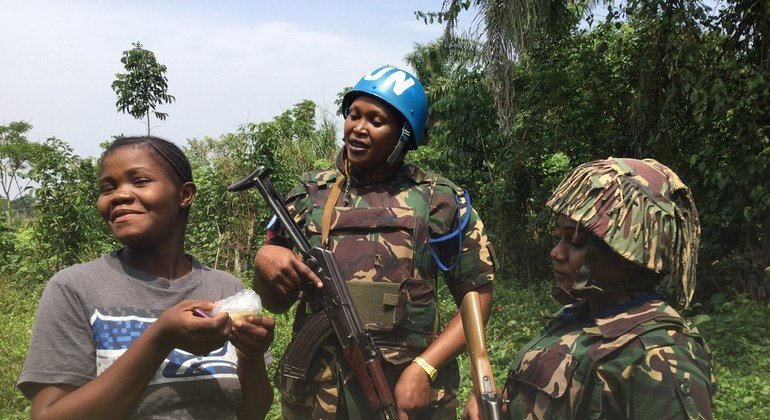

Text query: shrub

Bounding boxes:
[0,278,39,418]
[695,294,770,417]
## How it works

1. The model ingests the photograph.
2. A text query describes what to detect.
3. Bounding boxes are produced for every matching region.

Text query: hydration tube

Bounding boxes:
[429,190,472,272]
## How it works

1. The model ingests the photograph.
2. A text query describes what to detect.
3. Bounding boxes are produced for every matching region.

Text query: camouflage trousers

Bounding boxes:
[279,344,459,419]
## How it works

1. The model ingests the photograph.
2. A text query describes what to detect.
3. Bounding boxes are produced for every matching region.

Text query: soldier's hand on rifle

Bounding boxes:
[393,361,432,419]
[254,244,323,296]
[462,393,480,420]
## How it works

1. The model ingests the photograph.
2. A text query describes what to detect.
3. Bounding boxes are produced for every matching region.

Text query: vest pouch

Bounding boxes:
[347,280,400,332]
[393,278,437,336]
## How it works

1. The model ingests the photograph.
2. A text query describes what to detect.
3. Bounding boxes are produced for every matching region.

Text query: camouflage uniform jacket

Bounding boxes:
[504,298,715,420]
[267,163,496,418]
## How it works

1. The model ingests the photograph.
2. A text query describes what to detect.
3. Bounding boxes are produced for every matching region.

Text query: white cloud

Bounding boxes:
[1,0,443,158]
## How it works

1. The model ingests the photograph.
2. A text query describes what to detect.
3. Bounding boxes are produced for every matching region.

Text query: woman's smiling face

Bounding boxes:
[97,145,193,248]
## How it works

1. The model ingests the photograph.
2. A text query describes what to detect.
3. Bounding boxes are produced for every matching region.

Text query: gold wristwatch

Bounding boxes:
[413,356,438,381]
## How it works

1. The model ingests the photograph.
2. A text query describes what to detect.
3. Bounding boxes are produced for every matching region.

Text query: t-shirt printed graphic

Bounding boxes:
[90,308,239,382]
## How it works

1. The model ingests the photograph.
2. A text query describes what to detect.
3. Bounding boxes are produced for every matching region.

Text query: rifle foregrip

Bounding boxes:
[342,347,397,419]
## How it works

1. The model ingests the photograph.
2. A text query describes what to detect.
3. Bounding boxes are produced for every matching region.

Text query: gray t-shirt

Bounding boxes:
[18,251,244,419]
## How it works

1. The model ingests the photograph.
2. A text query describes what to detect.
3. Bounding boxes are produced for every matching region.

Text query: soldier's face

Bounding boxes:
[550,216,588,292]
[343,95,402,181]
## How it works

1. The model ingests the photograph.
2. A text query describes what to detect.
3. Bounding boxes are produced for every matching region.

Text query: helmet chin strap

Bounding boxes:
[386,125,411,167]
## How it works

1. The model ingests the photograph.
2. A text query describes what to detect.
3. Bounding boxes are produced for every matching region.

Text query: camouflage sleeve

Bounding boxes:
[264,179,313,249]
[428,182,496,302]
[594,337,715,419]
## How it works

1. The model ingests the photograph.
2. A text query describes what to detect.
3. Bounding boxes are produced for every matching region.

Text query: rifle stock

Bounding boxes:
[229,167,397,420]
[461,291,502,420]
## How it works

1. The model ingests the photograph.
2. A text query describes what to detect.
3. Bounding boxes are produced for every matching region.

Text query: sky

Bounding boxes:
[1,0,457,159]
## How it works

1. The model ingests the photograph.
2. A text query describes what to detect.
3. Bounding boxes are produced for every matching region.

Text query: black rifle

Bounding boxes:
[229,166,397,420]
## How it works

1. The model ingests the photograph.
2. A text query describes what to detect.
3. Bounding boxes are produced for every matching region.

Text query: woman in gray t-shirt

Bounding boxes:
[18,136,274,419]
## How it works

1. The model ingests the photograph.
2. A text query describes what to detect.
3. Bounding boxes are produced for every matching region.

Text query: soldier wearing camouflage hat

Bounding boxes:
[253,66,496,419]
[490,158,715,419]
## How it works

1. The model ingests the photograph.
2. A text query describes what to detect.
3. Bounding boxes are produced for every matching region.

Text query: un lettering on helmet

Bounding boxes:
[364,67,416,96]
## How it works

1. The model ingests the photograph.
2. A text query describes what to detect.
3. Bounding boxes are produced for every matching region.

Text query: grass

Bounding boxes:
[0,281,39,419]
[692,294,770,418]
[2,275,768,419]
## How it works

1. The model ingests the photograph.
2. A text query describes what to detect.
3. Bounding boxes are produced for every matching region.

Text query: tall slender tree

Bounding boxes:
[0,121,43,225]
[111,42,175,135]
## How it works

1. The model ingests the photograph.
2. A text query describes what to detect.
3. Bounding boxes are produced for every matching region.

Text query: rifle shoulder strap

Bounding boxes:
[321,175,346,248]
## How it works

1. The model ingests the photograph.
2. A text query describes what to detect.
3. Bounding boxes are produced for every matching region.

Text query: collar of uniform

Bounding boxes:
[593,300,684,338]
[334,147,429,187]
[551,299,684,338]
[552,299,590,324]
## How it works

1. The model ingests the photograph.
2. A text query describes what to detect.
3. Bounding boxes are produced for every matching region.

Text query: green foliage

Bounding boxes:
[695,294,770,417]
[263,310,294,419]
[0,279,39,419]
[0,218,15,276]
[412,0,770,297]
[186,100,338,274]
[111,42,176,135]
[26,138,115,285]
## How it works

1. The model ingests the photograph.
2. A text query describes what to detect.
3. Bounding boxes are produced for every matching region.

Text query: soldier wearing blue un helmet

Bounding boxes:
[255,66,496,418]
[342,65,429,156]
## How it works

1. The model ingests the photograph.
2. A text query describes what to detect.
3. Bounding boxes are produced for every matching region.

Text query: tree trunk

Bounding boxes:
[1,180,11,225]
[5,197,10,226]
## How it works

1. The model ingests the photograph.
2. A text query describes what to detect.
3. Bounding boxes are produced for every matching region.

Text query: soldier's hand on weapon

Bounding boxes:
[254,244,323,296]
[462,392,479,420]
[393,361,432,419]
[461,386,505,420]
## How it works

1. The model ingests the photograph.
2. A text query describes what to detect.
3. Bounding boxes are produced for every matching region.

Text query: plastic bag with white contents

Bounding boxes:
[211,289,262,322]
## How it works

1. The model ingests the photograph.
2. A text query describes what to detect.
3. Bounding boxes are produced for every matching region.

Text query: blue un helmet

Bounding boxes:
[342,66,429,151]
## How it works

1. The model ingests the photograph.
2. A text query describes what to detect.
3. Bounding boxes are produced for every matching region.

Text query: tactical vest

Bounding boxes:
[277,165,466,402]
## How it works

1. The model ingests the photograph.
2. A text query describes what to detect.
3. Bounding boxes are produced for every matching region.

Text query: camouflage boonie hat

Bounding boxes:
[546,158,700,308]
